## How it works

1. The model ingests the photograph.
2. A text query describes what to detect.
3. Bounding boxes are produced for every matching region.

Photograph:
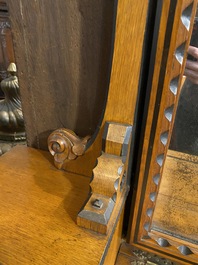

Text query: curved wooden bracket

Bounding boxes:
[48,128,90,169]
[48,123,132,234]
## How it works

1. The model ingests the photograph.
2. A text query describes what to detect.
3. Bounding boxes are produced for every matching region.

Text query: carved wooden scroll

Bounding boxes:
[46,0,149,236]
[48,122,132,234]
[77,122,132,234]
[48,128,90,169]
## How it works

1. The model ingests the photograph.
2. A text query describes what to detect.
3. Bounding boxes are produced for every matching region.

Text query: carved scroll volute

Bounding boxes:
[48,128,90,169]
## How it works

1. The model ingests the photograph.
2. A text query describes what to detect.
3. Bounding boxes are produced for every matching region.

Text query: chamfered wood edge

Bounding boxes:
[0,145,126,265]
[129,0,198,263]
[46,0,149,237]
[77,122,132,234]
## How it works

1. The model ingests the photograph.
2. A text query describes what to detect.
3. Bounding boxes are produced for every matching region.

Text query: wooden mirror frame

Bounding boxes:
[129,0,198,264]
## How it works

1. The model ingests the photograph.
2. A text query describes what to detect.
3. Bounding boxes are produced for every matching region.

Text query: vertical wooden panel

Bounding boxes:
[104,0,149,124]
[7,0,116,149]
[48,0,149,177]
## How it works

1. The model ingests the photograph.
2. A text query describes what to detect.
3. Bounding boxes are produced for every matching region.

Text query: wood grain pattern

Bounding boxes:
[6,0,149,179]
[103,0,148,125]
[148,230,198,263]
[103,122,131,156]
[1,0,150,262]
[48,128,90,169]
[57,0,148,177]
[115,254,132,265]
[77,122,131,234]
[130,0,172,241]
[129,0,198,264]
[44,0,149,237]
[92,154,123,198]
[103,209,124,265]
[115,243,138,265]
[7,0,116,149]
[57,0,149,178]
[0,145,121,265]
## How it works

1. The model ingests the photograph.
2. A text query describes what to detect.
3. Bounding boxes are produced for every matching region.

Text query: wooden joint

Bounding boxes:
[77,122,132,234]
[48,128,90,169]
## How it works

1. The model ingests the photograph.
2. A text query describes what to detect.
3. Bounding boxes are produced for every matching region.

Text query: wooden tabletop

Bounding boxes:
[0,146,114,265]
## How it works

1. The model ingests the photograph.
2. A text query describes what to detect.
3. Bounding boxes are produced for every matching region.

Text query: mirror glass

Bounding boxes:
[151,12,198,246]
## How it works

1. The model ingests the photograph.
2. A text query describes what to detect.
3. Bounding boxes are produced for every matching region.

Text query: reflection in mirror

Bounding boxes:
[170,10,198,156]
[151,10,198,249]
[151,11,198,249]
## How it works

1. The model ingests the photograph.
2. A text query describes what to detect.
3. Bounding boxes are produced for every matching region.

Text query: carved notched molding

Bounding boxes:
[140,1,198,259]
[48,128,90,169]
[77,122,132,234]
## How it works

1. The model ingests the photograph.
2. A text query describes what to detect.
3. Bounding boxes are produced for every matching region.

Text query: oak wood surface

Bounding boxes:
[103,209,124,265]
[6,0,149,177]
[0,145,120,265]
[49,0,149,178]
[1,1,150,263]
[130,0,172,243]
[115,243,136,265]
[115,253,132,265]
[76,121,131,234]
[129,0,198,263]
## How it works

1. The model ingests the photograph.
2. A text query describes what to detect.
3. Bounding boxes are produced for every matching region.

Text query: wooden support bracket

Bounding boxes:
[48,128,90,169]
[77,122,132,234]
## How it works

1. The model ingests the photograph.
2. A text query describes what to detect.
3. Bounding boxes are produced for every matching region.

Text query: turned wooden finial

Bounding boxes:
[48,128,90,169]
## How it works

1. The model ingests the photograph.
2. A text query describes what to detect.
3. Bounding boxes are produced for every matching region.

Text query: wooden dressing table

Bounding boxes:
[0,1,198,264]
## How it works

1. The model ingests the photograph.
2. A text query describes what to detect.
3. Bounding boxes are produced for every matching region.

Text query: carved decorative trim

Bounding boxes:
[77,122,132,234]
[142,2,196,252]
[48,128,90,169]
[132,0,198,263]
[142,2,197,255]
